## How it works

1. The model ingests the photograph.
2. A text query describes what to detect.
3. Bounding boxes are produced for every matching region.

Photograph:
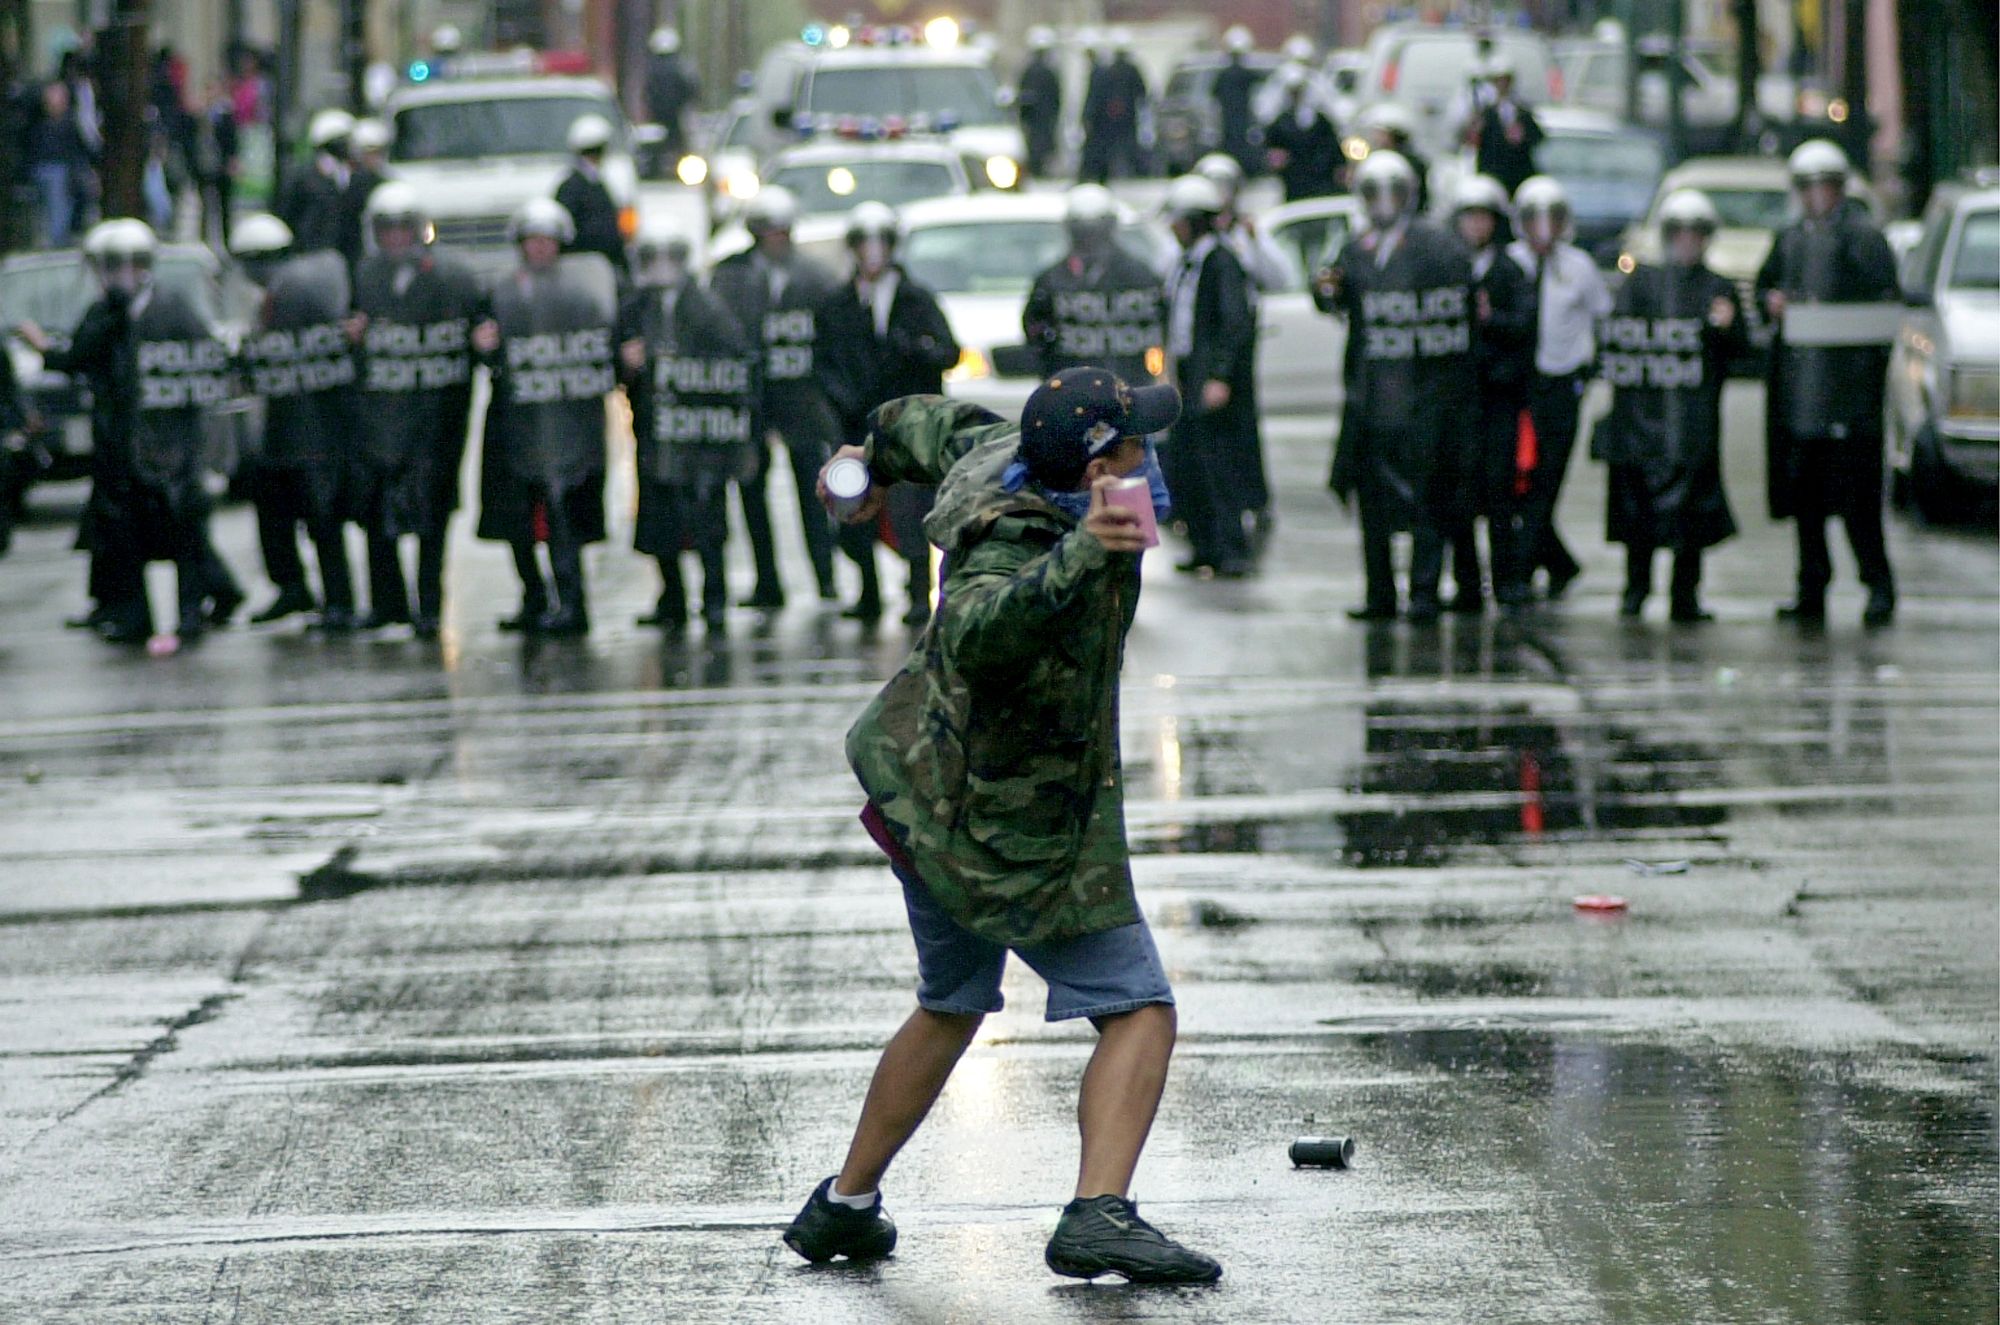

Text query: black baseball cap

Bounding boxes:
[1020,368,1180,481]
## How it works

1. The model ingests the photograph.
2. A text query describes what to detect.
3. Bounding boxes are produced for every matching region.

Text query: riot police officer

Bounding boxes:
[709,185,843,608]
[232,211,360,629]
[1450,173,1535,611]
[814,202,960,626]
[474,198,619,636]
[1594,189,1747,623]
[1023,184,1164,384]
[556,115,628,279]
[346,181,480,638]
[1162,173,1257,578]
[20,220,238,643]
[1319,151,1477,622]
[620,220,756,634]
[1757,139,1900,626]
[1015,27,1063,179]
[279,109,353,256]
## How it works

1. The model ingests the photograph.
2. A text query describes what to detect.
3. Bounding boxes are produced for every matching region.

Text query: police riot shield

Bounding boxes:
[131,288,235,496]
[352,252,481,470]
[487,252,618,492]
[243,251,357,467]
[643,301,754,485]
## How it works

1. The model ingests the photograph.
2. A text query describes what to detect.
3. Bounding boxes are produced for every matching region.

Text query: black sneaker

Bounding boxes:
[782,1178,897,1265]
[1045,1195,1222,1285]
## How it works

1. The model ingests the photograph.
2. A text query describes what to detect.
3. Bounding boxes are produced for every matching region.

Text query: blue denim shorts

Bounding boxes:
[893,865,1175,1022]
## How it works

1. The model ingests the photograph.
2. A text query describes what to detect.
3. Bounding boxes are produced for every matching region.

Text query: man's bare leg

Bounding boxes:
[1075,1003,1177,1199]
[835,1007,983,1196]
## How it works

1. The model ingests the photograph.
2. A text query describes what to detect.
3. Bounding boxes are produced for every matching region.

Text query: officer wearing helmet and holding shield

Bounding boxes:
[1756,139,1900,627]
[345,181,481,637]
[1214,26,1262,179]
[710,185,844,608]
[556,115,628,279]
[473,198,619,636]
[1318,150,1477,622]
[815,202,961,627]
[232,211,361,630]
[338,118,392,270]
[1162,172,1257,578]
[279,109,354,256]
[1509,174,1612,604]
[1450,173,1536,612]
[19,220,241,643]
[1593,189,1747,623]
[1023,184,1164,386]
[618,218,756,634]
[1353,104,1429,213]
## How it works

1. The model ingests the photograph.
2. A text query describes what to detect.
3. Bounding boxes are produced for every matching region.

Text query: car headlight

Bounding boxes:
[1948,364,2000,421]
[944,347,990,382]
[1616,252,1637,275]
[676,154,709,186]
[984,155,1020,189]
[719,170,761,201]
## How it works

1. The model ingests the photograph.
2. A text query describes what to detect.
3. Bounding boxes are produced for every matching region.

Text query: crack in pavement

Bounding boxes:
[48,989,240,1127]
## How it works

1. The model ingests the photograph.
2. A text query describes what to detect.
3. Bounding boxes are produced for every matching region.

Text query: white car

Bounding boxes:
[1253,195,1361,416]
[760,139,972,222]
[1887,182,2000,520]
[384,76,641,273]
[888,192,1175,417]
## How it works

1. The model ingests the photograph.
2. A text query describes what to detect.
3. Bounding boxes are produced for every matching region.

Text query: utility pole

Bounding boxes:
[1841,0,1870,172]
[342,0,367,114]
[97,0,151,221]
[1665,0,1689,166]
[0,0,29,250]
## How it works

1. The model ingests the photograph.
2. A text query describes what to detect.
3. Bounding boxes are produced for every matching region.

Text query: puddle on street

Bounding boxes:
[1357,1030,1998,1325]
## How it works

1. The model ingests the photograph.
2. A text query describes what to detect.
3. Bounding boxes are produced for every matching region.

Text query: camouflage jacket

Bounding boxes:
[846,394,1143,946]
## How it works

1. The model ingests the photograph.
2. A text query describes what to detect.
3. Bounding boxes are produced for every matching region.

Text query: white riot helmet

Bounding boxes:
[365,181,428,253]
[1353,150,1418,226]
[431,24,462,55]
[308,108,355,153]
[1163,172,1227,219]
[845,201,901,247]
[228,212,293,258]
[1065,182,1118,249]
[1451,173,1512,219]
[1027,26,1056,52]
[743,184,800,235]
[510,197,576,245]
[1481,52,1517,82]
[1788,138,1849,184]
[1192,152,1244,197]
[567,114,614,155]
[1657,188,1721,236]
[1514,175,1571,232]
[648,27,681,56]
[1224,25,1253,55]
[83,218,157,294]
[1109,27,1135,53]
[1283,35,1316,64]
[632,217,692,285]
[1356,102,1418,145]
[348,117,390,156]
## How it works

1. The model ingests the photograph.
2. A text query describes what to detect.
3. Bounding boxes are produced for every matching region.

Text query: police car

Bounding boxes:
[744,22,1027,195]
[382,72,641,271]
[762,137,973,221]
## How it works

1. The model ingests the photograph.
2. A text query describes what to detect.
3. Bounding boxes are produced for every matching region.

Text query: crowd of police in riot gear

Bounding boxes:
[0,18,1902,647]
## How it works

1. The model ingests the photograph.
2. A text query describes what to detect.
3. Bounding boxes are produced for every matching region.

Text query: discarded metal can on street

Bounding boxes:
[824,456,873,521]
[1290,1135,1357,1169]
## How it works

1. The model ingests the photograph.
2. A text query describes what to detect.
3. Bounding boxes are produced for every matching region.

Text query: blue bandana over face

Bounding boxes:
[1000,440,1173,523]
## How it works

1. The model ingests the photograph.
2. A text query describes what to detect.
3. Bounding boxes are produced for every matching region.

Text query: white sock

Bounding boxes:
[826,1183,877,1210]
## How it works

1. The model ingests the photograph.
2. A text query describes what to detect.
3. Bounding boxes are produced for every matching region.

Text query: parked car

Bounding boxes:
[1615,156,1880,370]
[1887,181,2000,520]
[1155,52,1282,175]
[760,138,972,221]
[1530,107,1665,261]
[1,245,259,538]
[1555,34,1839,158]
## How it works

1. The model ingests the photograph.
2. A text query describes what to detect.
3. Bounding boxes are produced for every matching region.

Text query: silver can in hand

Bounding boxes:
[825,456,873,522]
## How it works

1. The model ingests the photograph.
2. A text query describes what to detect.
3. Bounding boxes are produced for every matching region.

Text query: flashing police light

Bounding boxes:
[408,60,432,82]
[923,17,960,49]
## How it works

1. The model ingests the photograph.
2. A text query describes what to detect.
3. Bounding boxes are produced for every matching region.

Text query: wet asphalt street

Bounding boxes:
[0,381,1994,1323]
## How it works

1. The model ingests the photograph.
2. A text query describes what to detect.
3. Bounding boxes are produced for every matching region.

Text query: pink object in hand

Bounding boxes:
[1104,476,1159,549]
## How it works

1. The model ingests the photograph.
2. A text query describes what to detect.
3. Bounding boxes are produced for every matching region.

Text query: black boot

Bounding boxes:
[251,585,317,623]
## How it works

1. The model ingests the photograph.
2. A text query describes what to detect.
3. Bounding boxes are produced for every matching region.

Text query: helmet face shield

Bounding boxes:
[94,251,153,295]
